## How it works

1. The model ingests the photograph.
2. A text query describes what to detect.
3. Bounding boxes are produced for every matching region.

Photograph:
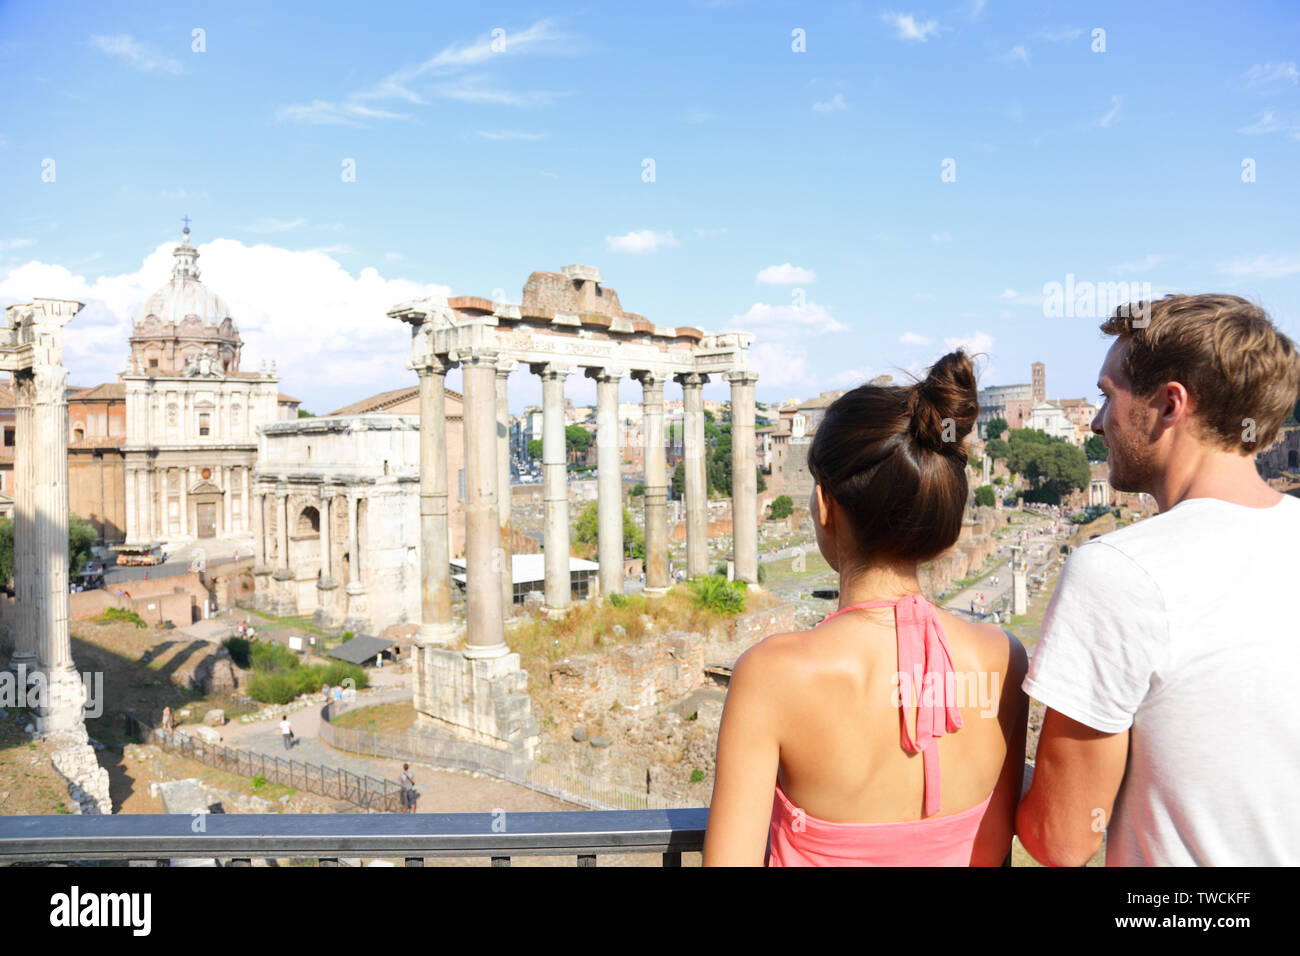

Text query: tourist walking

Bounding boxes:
[280,715,294,750]
[160,705,172,732]
[705,350,1027,866]
[399,763,418,813]
[1018,294,1300,866]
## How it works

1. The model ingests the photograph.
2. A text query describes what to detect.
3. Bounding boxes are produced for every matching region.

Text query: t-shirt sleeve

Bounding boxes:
[1022,540,1169,734]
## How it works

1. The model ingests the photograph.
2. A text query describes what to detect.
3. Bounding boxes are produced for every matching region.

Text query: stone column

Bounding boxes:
[636,370,669,596]
[123,461,137,546]
[143,467,155,541]
[590,367,623,597]
[462,349,507,657]
[179,467,188,537]
[9,371,35,674]
[726,369,760,584]
[241,466,250,533]
[342,489,368,633]
[223,465,233,535]
[537,363,572,614]
[677,372,709,578]
[416,359,455,647]
[495,360,516,617]
[314,487,338,628]
[271,486,297,615]
[17,300,85,733]
[252,486,270,610]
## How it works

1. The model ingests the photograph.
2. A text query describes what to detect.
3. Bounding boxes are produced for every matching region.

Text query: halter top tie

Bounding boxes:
[818,592,964,817]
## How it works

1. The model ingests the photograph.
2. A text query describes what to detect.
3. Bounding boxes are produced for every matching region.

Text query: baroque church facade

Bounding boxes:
[121,228,295,545]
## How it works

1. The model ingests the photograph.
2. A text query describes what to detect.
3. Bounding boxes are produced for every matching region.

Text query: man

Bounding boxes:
[279,715,293,751]
[1017,294,1300,866]
[399,764,417,814]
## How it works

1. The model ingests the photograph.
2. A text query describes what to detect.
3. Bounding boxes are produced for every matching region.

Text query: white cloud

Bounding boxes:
[813,93,847,112]
[605,230,678,254]
[1110,253,1167,276]
[1000,45,1031,67]
[881,12,941,42]
[944,330,993,353]
[995,288,1044,307]
[1094,94,1123,128]
[246,218,307,234]
[756,263,815,284]
[278,20,576,126]
[1238,110,1300,140]
[899,332,934,345]
[474,130,547,141]
[0,239,452,415]
[1244,62,1299,92]
[748,343,808,388]
[1034,27,1084,43]
[90,34,183,75]
[1217,252,1300,279]
[730,301,846,336]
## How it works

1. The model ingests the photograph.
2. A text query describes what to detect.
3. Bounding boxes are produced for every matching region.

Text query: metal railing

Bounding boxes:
[125,713,403,812]
[0,810,708,867]
[320,701,694,812]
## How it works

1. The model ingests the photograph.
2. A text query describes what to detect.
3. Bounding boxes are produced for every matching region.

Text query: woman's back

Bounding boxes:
[758,596,1026,865]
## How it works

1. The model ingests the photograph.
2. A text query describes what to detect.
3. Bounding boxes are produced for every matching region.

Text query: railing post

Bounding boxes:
[491,856,511,867]
[405,858,424,867]
[662,851,682,867]
[577,854,596,867]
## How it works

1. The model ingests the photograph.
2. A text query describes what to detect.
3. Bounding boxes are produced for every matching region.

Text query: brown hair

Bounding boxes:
[1100,294,1300,453]
[806,350,978,566]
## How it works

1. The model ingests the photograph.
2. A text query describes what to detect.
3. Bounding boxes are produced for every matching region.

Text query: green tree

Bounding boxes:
[986,437,1010,461]
[985,416,1008,441]
[1083,434,1109,462]
[974,485,996,507]
[574,502,645,560]
[1011,439,1090,503]
[769,495,794,520]
[0,514,96,593]
[565,425,593,457]
[629,483,645,497]
[526,438,542,460]
[297,408,315,418]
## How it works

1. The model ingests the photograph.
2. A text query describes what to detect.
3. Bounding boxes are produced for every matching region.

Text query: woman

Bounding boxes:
[704,350,1027,866]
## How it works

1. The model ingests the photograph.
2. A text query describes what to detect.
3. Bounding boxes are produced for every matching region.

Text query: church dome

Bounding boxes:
[128,226,243,375]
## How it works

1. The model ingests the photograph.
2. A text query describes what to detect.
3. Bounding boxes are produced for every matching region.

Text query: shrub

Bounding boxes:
[690,575,747,616]
[690,768,706,784]
[223,636,251,668]
[629,483,645,497]
[251,641,299,672]
[757,562,767,585]
[97,607,146,628]
[974,485,996,507]
[607,592,628,608]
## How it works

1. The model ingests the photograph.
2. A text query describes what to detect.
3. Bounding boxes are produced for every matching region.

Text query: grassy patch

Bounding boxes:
[331,701,416,735]
[95,607,147,627]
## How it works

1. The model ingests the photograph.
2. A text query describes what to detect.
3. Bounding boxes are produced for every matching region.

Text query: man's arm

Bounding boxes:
[1016,708,1128,866]
[702,645,782,866]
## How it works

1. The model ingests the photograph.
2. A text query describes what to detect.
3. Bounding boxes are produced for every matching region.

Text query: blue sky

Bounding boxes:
[2,0,1298,415]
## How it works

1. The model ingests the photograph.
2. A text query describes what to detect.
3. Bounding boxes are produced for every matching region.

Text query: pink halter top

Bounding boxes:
[766,592,994,866]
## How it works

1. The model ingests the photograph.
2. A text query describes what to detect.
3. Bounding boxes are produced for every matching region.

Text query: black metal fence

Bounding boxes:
[124,712,403,812]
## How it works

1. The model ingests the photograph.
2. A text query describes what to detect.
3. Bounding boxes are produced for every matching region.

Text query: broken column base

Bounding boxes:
[252,568,272,611]
[47,725,113,815]
[269,569,298,617]
[413,647,540,759]
[313,580,341,629]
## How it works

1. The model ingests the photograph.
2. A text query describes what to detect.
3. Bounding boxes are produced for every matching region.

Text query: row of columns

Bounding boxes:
[410,345,760,659]
[124,463,251,542]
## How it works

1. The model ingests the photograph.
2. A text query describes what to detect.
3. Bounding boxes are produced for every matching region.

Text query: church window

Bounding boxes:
[3,428,13,447]
[199,413,211,436]
[149,358,159,369]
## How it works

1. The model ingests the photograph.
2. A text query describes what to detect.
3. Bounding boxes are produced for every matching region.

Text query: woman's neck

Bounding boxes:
[836,561,923,611]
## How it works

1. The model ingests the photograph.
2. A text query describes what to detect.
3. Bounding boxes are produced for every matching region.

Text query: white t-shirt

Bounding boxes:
[280,719,292,736]
[1024,494,1300,866]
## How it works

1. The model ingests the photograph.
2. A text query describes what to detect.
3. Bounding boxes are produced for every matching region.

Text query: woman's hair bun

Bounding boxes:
[909,350,978,454]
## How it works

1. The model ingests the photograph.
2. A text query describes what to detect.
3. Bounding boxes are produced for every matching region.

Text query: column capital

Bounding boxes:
[633,369,669,391]
[495,358,519,378]
[275,486,290,500]
[585,366,626,384]
[411,354,457,376]
[724,369,760,387]
[674,372,709,388]
[530,362,573,381]
[456,347,500,370]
